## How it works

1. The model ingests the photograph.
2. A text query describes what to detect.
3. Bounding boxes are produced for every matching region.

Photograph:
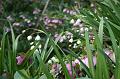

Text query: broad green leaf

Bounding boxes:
[14,69,30,79]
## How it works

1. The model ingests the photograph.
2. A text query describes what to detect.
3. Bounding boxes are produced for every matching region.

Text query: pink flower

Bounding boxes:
[81,56,96,67]
[104,49,115,62]
[16,55,25,65]
[66,64,72,77]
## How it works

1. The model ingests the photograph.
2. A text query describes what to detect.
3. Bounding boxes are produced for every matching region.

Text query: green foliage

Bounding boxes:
[0,0,120,79]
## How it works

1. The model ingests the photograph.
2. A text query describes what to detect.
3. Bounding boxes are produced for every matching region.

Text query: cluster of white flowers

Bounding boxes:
[48,57,59,64]
[27,35,42,52]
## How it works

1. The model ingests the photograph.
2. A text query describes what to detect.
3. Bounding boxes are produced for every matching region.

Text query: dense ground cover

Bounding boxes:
[0,0,120,79]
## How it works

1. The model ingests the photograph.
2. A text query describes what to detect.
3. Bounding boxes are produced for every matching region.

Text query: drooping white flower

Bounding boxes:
[69,38,73,43]
[89,27,92,29]
[76,19,81,23]
[27,20,31,23]
[51,57,59,63]
[48,60,52,64]
[30,45,35,50]
[74,59,80,65]
[34,49,39,54]
[27,35,32,41]
[35,35,41,41]
[70,19,75,24]
[51,57,56,61]
[77,40,81,44]
[38,44,42,49]
[85,27,89,31]
[30,42,34,45]
[73,43,77,48]
[13,22,20,26]
[22,30,26,33]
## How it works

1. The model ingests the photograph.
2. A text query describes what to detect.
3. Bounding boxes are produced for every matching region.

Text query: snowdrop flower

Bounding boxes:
[20,15,26,19]
[48,60,52,64]
[51,57,59,63]
[85,27,89,31]
[38,44,42,49]
[72,11,77,15]
[73,43,77,48]
[70,19,75,24]
[79,23,84,27]
[73,22,80,26]
[7,16,13,21]
[76,19,81,23]
[81,34,84,36]
[54,59,59,63]
[69,38,73,43]
[30,42,34,45]
[62,35,66,39]
[33,8,41,14]
[13,22,20,26]
[76,29,80,32]
[24,19,28,22]
[30,45,35,50]
[80,27,84,32]
[90,27,92,29]
[51,57,56,61]
[63,8,67,12]
[22,30,26,33]
[69,44,72,47]
[27,20,31,23]
[74,59,80,65]
[27,35,32,41]
[77,40,81,44]
[34,49,39,54]
[35,35,41,41]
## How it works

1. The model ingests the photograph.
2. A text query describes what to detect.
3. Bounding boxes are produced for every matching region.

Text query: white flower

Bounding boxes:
[30,45,35,50]
[76,19,81,23]
[80,27,84,32]
[69,44,72,47]
[79,23,84,27]
[38,44,42,49]
[81,34,84,36]
[48,60,52,64]
[51,57,56,61]
[63,8,67,12]
[73,22,80,26]
[89,27,92,29]
[76,30,79,32]
[51,57,59,63]
[27,35,32,40]
[35,35,41,41]
[34,49,39,54]
[30,42,34,45]
[85,27,89,31]
[73,19,81,26]
[77,40,81,44]
[69,38,73,43]
[70,19,75,24]
[13,23,20,26]
[74,59,80,64]
[54,59,59,63]
[73,43,77,48]
[27,20,31,23]
[22,30,26,33]
[62,35,66,39]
